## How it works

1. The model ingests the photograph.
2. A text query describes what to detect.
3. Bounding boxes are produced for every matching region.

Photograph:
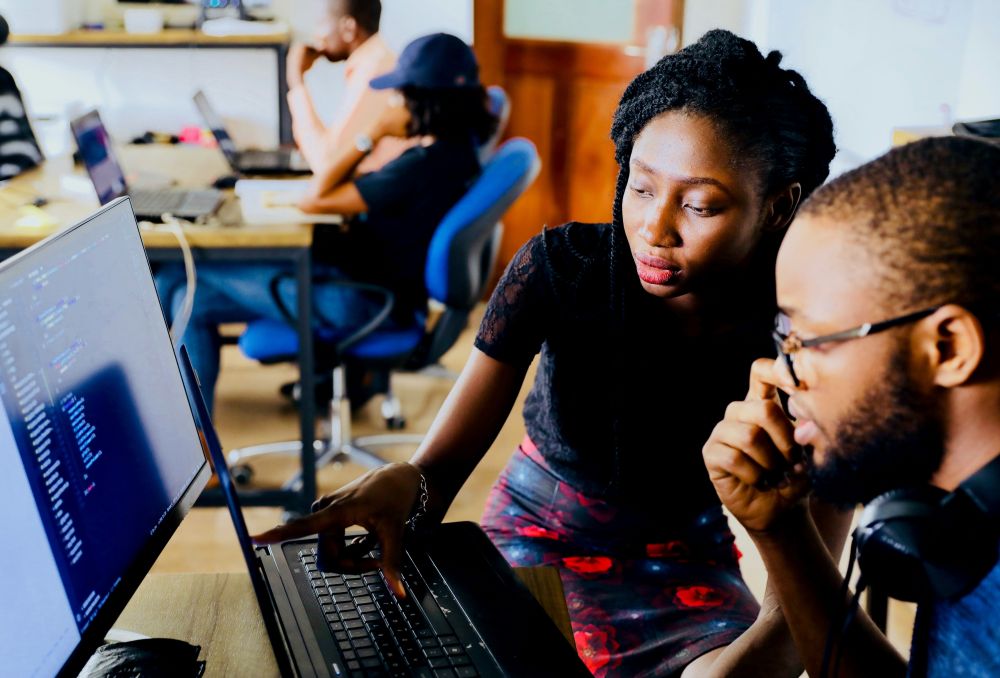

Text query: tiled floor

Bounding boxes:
[150,306,915,658]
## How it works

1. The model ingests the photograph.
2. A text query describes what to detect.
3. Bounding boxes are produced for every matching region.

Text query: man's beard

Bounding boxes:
[806,348,945,509]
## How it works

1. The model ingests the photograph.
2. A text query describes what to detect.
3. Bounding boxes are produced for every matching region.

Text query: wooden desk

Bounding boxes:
[113,569,574,677]
[0,146,320,514]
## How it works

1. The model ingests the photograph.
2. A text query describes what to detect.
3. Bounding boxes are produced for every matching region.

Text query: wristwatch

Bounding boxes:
[354,133,374,155]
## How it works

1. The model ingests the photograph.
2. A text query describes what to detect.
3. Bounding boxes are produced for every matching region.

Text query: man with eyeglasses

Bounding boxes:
[703,136,1000,677]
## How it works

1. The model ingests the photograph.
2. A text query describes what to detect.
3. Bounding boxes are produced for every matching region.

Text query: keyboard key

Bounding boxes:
[361,657,381,668]
[345,620,365,630]
[358,604,377,613]
[353,637,373,649]
[348,628,368,639]
[361,612,382,623]
[347,579,366,588]
[439,635,459,646]
[428,657,451,668]
[328,621,345,631]
[353,595,374,605]
[343,650,356,660]
[418,637,439,648]
[346,660,361,670]
[433,669,456,678]
[339,641,353,651]
[449,655,471,667]
[330,586,349,595]
[444,646,464,656]
[424,647,444,658]
[357,647,378,658]
[455,668,478,678]
[340,610,360,621]
[415,628,434,638]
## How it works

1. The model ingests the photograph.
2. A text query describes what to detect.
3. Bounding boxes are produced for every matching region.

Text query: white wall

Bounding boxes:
[0,0,472,155]
[683,0,1000,176]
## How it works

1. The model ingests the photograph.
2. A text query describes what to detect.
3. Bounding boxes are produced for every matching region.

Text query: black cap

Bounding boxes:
[370,33,479,90]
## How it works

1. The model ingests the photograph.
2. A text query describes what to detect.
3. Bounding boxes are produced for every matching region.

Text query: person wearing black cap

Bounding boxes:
[155,33,497,412]
[0,14,44,181]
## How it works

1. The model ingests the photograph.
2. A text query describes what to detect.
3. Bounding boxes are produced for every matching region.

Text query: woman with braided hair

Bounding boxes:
[257,30,848,676]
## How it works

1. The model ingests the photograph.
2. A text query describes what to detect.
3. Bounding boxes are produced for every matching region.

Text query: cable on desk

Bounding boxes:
[149,213,198,345]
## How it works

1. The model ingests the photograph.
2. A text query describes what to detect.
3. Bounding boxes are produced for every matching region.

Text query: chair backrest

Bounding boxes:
[415,137,539,365]
[478,85,511,163]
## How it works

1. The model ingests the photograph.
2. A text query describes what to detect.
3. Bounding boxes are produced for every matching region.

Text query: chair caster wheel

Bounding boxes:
[232,464,254,486]
[385,416,406,431]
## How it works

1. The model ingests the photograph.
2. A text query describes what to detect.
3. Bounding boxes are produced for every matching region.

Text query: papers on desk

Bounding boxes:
[234,179,343,225]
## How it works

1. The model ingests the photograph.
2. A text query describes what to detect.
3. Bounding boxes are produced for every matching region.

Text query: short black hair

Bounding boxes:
[800,136,1000,313]
[0,15,9,46]
[402,86,498,144]
[339,0,381,36]
[610,29,837,229]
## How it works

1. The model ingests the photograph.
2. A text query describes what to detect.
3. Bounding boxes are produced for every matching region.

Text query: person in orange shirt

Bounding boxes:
[287,0,411,175]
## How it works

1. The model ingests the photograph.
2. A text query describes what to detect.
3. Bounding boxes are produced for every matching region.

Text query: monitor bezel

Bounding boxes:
[0,198,212,678]
[69,110,130,204]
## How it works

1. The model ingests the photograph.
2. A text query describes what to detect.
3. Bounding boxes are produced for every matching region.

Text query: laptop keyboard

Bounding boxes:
[298,548,479,678]
[130,189,221,217]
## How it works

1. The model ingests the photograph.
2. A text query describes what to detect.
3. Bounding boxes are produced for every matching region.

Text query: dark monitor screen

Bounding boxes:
[192,90,239,164]
[70,110,128,206]
[0,199,209,677]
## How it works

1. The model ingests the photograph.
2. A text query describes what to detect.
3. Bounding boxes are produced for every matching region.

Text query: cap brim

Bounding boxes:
[369,71,408,90]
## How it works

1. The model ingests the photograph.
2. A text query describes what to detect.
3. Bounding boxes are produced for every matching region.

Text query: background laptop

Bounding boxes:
[179,349,590,678]
[0,198,210,677]
[70,110,223,221]
[194,90,311,176]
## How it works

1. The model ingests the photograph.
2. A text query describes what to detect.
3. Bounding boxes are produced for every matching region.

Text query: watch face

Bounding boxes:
[355,134,374,153]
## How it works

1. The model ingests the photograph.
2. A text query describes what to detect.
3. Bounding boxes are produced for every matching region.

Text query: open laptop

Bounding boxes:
[178,343,590,677]
[194,90,311,176]
[0,198,210,677]
[70,110,223,221]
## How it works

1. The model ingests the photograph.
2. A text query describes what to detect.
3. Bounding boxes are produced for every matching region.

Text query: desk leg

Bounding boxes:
[296,249,316,515]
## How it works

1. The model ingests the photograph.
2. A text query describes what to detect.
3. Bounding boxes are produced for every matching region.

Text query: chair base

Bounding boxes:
[226,366,426,493]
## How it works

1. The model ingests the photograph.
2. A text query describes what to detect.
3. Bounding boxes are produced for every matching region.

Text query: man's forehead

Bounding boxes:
[776,214,885,327]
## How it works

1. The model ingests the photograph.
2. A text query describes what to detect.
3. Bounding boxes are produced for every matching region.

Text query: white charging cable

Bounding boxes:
[154,213,198,345]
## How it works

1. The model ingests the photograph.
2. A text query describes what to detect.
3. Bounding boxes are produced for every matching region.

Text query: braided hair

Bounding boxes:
[599,29,836,492]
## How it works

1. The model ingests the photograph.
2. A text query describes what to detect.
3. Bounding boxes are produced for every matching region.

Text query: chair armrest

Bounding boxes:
[268,273,397,358]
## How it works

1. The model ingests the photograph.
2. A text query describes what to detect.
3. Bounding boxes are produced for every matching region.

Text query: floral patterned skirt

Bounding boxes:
[481,437,760,677]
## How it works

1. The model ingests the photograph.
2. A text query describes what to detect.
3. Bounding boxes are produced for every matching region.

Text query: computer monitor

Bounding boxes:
[69,110,129,205]
[0,198,210,677]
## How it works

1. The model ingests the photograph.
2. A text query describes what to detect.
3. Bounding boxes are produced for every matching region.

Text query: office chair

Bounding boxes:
[480,85,511,162]
[228,138,541,486]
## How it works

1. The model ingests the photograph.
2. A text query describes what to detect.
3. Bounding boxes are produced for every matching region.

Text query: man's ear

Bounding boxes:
[765,182,802,232]
[340,16,358,43]
[919,304,986,388]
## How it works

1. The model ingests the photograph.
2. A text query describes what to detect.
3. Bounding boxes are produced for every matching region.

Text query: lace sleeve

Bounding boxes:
[474,233,552,366]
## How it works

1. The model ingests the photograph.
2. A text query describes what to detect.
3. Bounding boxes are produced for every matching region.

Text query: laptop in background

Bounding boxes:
[70,110,223,222]
[0,198,211,677]
[178,344,589,678]
[194,90,311,176]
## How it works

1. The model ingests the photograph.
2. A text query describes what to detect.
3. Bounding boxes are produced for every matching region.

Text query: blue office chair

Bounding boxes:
[228,138,541,482]
[480,85,511,162]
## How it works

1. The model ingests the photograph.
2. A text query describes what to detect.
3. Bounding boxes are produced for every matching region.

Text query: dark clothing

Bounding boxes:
[322,137,480,318]
[475,222,776,523]
[908,557,1000,677]
[0,67,43,181]
[482,438,759,677]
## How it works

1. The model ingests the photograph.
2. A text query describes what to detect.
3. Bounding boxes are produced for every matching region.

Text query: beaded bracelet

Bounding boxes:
[405,470,429,532]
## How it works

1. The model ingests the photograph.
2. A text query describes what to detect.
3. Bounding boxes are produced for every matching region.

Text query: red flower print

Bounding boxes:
[561,556,613,576]
[573,624,621,676]
[674,585,726,609]
[645,540,690,559]
[516,525,561,540]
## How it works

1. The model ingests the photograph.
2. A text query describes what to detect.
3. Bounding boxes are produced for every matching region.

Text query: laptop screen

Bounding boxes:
[0,199,209,677]
[193,90,240,165]
[70,110,129,205]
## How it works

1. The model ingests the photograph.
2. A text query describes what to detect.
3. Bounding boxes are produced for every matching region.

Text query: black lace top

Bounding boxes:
[475,222,776,523]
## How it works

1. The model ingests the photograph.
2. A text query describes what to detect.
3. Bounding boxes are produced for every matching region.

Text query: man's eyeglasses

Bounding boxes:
[772,306,940,386]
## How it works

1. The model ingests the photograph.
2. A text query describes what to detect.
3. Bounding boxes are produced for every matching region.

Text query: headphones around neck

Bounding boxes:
[853,453,1000,603]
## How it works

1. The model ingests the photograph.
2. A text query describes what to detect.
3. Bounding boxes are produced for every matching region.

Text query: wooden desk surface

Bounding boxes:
[0,146,312,250]
[10,28,290,47]
[114,568,574,677]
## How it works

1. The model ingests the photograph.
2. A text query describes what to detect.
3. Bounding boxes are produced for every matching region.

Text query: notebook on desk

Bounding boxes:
[178,344,589,678]
[70,109,223,222]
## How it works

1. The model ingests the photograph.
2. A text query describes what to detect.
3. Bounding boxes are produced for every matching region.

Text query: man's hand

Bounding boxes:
[703,358,809,533]
[288,43,323,89]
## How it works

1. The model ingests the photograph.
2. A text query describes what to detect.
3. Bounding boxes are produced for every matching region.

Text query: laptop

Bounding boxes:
[70,110,223,221]
[0,198,210,677]
[178,343,590,677]
[194,90,311,176]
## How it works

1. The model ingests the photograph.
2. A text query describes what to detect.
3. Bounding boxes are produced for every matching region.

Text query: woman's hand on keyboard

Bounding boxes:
[252,461,425,598]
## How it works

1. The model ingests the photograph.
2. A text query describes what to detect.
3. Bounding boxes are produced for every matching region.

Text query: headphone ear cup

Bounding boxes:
[855,486,949,603]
